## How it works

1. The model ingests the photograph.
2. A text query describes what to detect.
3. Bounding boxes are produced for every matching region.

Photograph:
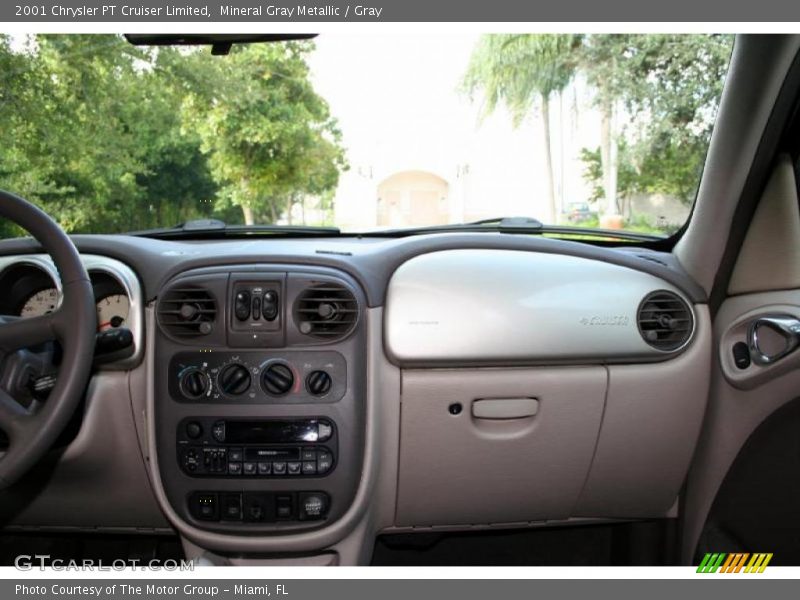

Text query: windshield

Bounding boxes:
[0,34,733,238]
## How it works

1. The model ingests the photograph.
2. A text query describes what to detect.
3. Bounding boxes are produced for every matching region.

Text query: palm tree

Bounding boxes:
[462,34,579,223]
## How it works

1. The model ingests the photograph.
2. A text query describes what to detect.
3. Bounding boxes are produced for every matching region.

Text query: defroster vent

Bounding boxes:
[158,286,217,337]
[294,283,358,341]
[637,290,693,351]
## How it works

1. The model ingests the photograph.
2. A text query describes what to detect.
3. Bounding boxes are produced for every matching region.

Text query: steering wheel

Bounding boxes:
[0,190,96,489]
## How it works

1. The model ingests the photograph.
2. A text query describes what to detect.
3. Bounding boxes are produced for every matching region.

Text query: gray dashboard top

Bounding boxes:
[0,232,706,305]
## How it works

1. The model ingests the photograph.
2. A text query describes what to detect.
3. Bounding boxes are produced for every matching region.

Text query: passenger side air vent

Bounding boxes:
[294,283,358,341]
[157,287,217,337]
[637,290,693,351]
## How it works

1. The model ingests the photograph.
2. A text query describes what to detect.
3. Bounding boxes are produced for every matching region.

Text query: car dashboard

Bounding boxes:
[0,232,712,564]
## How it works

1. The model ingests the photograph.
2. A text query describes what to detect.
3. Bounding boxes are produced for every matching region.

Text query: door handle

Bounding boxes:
[748,316,800,365]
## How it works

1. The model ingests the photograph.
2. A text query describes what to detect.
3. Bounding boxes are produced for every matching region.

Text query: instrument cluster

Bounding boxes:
[0,261,131,333]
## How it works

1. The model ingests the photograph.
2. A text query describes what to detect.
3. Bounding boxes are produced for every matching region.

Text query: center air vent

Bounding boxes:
[158,287,217,337]
[637,290,693,351]
[294,283,358,341]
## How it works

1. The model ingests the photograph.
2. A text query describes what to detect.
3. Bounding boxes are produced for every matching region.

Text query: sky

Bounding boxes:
[308,33,483,176]
[306,33,600,227]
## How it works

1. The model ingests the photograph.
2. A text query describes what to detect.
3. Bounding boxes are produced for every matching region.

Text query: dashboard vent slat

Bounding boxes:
[158,286,217,337]
[636,290,693,352]
[294,283,358,341]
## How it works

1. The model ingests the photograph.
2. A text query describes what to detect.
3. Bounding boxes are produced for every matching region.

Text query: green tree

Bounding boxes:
[578,34,732,212]
[462,34,580,223]
[0,35,223,233]
[0,35,345,235]
[180,41,347,225]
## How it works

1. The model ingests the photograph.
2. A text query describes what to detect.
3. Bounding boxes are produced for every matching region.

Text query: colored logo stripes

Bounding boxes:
[696,553,773,573]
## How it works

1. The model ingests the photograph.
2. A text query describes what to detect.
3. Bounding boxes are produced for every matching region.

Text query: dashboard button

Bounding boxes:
[185,421,203,439]
[301,448,317,461]
[228,462,242,475]
[262,290,279,321]
[317,452,333,474]
[182,448,199,472]
[228,448,243,462]
[272,462,287,475]
[243,462,257,476]
[257,462,272,475]
[302,461,317,475]
[287,461,302,475]
[211,421,226,442]
[193,494,218,521]
[234,291,251,321]
[243,493,270,522]
[217,364,251,395]
[222,493,242,521]
[306,370,332,396]
[299,493,329,520]
[276,495,293,519]
[261,363,295,396]
[179,368,208,399]
[317,421,333,441]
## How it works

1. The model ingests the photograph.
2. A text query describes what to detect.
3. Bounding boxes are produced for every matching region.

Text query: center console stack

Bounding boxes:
[153,265,366,534]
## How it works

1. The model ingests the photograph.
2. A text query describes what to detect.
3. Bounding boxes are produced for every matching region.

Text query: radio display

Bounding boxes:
[224,420,320,444]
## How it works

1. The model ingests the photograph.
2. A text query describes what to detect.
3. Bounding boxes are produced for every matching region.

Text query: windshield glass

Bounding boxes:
[0,34,733,238]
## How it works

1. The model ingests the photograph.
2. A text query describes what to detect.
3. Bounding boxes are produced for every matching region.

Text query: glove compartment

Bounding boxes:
[395,367,606,527]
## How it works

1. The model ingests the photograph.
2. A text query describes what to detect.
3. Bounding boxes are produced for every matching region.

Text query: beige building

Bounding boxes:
[376,171,450,227]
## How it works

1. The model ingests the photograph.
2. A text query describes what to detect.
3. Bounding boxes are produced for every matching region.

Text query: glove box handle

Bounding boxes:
[472,398,539,420]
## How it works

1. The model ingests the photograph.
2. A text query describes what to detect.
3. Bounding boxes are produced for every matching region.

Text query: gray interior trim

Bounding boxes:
[395,366,607,527]
[728,154,800,295]
[144,306,384,554]
[575,305,712,518]
[0,232,706,307]
[385,249,696,365]
[0,371,169,530]
[676,35,800,296]
[682,290,800,562]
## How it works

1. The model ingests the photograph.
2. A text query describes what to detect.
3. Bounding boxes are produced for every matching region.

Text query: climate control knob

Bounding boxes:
[218,363,251,395]
[179,368,209,400]
[306,370,332,396]
[261,363,294,396]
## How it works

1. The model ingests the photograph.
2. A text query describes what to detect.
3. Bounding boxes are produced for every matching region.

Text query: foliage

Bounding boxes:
[580,143,640,203]
[461,34,732,217]
[577,34,733,205]
[0,34,346,234]
[175,41,347,224]
[462,34,580,126]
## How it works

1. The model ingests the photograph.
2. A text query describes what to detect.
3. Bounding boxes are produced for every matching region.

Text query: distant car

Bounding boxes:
[566,202,593,223]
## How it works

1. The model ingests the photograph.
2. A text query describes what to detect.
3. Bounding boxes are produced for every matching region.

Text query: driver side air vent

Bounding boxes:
[294,283,358,341]
[157,287,217,337]
[637,290,694,351]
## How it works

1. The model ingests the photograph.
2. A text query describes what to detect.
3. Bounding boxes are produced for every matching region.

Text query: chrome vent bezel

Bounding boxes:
[636,290,694,352]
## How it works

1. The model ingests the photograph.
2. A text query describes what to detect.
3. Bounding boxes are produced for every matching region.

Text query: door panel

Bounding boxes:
[683,155,800,562]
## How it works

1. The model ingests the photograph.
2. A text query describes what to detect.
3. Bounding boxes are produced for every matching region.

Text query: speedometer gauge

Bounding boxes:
[96,294,130,331]
[20,288,59,318]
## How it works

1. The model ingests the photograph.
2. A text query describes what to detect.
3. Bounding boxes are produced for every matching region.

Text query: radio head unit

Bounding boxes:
[177,417,337,479]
